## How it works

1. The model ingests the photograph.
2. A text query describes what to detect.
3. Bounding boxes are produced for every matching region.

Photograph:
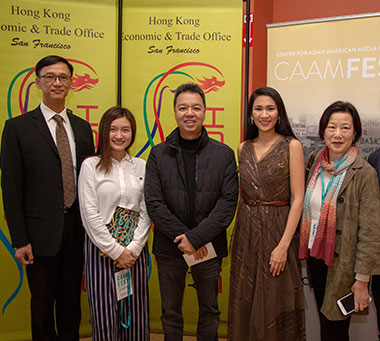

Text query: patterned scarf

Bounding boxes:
[299,145,358,266]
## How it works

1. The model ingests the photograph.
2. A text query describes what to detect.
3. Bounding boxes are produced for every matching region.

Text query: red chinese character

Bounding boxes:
[77,105,99,149]
[243,13,254,47]
[204,107,225,142]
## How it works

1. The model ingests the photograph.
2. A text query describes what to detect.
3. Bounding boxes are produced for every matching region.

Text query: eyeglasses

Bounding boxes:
[39,74,71,84]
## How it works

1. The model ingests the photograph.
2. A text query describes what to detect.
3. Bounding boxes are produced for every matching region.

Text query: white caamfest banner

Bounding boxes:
[268,13,380,341]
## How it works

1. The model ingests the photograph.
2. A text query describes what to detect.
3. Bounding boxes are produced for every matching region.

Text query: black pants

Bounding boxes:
[156,256,222,341]
[308,257,351,341]
[372,275,380,339]
[26,208,83,341]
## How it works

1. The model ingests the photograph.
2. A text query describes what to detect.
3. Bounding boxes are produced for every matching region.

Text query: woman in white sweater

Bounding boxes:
[78,106,151,341]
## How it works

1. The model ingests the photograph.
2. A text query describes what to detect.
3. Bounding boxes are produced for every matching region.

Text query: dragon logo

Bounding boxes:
[71,73,98,92]
[6,59,98,118]
[196,76,225,94]
[135,62,225,157]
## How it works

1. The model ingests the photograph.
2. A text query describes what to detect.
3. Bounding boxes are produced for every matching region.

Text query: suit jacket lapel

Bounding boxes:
[338,155,363,196]
[31,107,59,156]
[339,168,354,196]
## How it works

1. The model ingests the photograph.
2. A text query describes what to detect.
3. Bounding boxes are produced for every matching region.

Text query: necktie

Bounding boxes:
[53,114,76,208]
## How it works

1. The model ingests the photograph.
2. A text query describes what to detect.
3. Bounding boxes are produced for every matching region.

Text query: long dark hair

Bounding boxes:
[96,106,136,173]
[245,87,296,140]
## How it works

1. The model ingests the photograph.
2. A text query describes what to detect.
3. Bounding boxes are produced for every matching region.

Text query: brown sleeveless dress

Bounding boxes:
[228,137,305,341]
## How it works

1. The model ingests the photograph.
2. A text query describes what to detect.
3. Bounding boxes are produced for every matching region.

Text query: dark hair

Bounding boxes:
[96,106,137,173]
[318,101,362,144]
[173,83,206,108]
[35,55,73,77]
[245,86,296,140]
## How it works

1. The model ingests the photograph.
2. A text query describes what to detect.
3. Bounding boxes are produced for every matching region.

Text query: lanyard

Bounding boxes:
[320,156,343,205]
[120,271,131,329]
[115,267,132,329]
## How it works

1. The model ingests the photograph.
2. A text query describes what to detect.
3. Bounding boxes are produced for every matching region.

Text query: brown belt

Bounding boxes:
[243,198,290,207]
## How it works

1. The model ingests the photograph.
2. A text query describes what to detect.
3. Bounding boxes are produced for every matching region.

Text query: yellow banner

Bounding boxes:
[268,14,380,158]
[0,0,242,338]
[0,0,117,338]
[123,0,242,335]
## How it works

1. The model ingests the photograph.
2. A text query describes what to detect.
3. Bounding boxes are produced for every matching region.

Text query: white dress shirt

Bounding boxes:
[78,155,151,260]
[40,102,77,177]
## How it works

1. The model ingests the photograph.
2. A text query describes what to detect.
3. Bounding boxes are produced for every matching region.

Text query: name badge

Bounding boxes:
[308,218,318,249]
[114,268,133,301]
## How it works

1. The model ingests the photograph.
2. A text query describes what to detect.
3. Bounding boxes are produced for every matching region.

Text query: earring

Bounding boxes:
[249,117,254,126]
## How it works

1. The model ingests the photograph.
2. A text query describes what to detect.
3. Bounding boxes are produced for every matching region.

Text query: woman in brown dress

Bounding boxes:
[228,87,305,340]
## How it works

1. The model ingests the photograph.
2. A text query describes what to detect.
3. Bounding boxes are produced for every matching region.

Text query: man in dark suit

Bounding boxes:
[0,55,94,340]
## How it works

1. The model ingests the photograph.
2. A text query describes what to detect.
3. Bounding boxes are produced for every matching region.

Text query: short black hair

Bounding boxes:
[174,83,206,108]
[319,101,362,144]
[35,55,73,77]
[246,86,296,140]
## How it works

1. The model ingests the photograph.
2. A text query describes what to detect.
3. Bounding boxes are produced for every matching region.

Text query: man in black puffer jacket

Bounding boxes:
[145,83,238,341]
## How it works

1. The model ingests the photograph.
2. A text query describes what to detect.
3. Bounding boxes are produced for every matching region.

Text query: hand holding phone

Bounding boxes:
[337,292,372,316]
